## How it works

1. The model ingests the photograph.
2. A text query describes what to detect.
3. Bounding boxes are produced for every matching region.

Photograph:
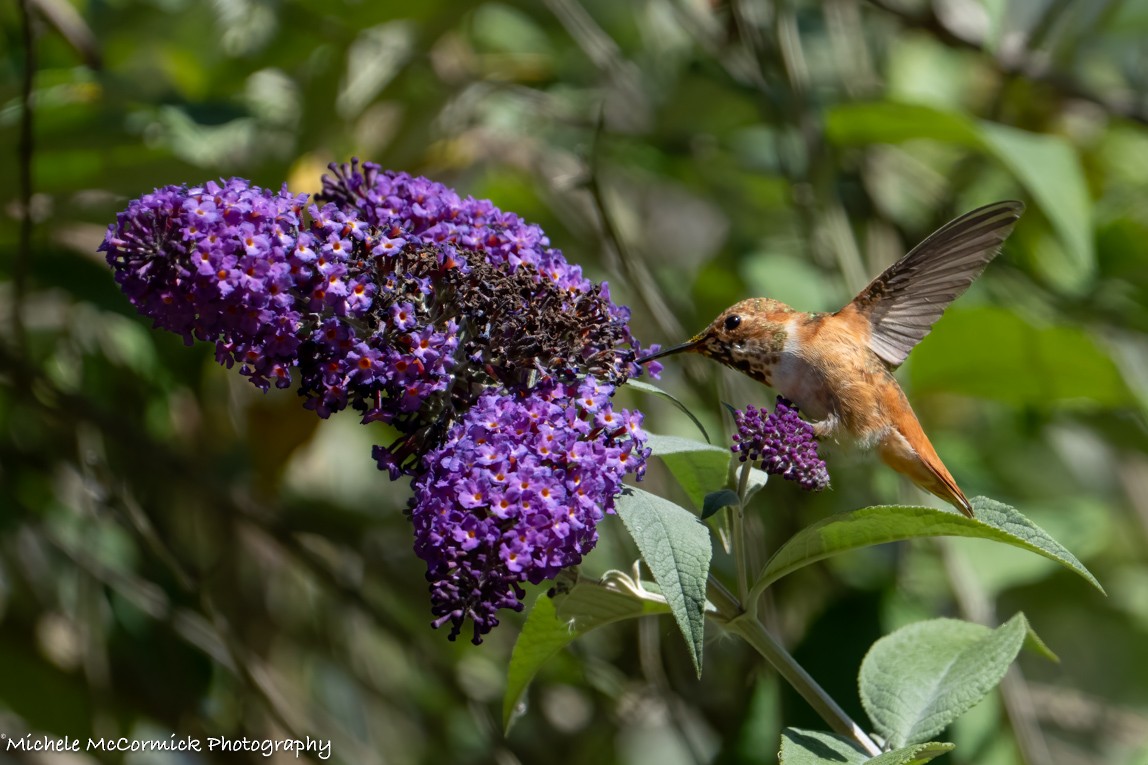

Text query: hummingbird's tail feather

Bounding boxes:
[877,424,974,517]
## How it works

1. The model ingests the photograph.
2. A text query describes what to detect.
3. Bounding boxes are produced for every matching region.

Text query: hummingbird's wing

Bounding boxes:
[848,201,1024,369]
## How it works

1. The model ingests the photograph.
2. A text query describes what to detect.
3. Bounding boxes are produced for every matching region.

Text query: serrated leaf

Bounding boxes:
[865,742,956,765]
[625,379,710,442]
[778,728,869,764]
[702,488,740,519]
[615,487,713,675]
[646,432,732,508]
[860,614,1029,747]
[750,497,1103,599]
[503,580,670,732]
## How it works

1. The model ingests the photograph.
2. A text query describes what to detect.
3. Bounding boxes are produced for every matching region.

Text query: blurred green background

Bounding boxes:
[2,0,1147,763]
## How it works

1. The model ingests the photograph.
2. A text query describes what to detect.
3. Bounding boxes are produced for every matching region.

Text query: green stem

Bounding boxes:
[732,462,752,606]
[707,576,882,757]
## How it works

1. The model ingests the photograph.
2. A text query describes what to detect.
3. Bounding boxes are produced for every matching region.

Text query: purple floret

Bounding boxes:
[731,397,830,492]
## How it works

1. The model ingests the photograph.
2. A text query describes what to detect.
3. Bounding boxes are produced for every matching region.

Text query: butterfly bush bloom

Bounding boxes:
[100,179,346,391]
[414,380,646,643]
[732,397,829,492]
[100,163,654,643]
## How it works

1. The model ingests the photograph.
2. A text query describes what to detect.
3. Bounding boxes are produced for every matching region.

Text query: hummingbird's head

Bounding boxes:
[639,298,795,382]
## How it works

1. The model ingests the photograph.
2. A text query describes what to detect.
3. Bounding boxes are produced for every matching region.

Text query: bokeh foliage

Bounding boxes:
[2,0,1148,763]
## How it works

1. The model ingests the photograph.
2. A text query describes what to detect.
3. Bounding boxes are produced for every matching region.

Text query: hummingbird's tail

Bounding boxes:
[877,424,974,517]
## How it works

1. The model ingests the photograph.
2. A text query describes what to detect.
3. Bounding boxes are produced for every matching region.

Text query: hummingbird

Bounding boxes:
[640,201,1025,516]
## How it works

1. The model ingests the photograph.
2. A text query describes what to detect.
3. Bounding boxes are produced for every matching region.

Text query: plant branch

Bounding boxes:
[707,576,882,756]
[733,462,752,606]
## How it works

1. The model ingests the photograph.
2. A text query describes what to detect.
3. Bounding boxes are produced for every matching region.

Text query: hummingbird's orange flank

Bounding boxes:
[641,201,1025,516]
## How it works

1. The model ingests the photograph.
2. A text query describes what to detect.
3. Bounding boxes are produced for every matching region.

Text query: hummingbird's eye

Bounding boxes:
[724,315,741,332]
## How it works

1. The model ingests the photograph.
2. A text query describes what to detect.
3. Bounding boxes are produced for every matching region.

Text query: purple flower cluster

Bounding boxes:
[100,179,360,391]
[414,379,647,643]
[100,179,466,422]
[322,160,592,293]
[731,397,829,492]
[101,164,653,643]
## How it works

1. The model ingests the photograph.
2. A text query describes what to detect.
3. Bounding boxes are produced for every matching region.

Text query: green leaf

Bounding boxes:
[503,580,670,732]
[865,742,957,765]
[646,432,732,508]
[615,487,713,675]
[859,614,1029,747]
[778,729,954,765]
[779,728,869,764]
[979,123,1094,288]
[750,497,1103,598]
[624,379,710,442]
[1020,619,1059,664]
[554,577,673,625]
[504,594,571,733]
[825,102,982,147]
[909,306,1133,408]
[742,464,771,506]
[702,488,740,519]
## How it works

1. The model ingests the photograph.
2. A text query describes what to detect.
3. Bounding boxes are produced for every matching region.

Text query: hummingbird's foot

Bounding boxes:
[808,413,841,440]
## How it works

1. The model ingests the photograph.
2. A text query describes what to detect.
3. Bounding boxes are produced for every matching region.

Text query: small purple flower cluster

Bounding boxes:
[731,397,829,492]
[101,164,652,643]
[413,379,646,642]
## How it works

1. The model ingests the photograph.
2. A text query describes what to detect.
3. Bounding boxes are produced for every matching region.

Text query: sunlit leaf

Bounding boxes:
[826,103,1095,290]
[859,614,1028,747]
[778,728,869,764]
[750,497,1103,598]
[778,729,953,765]
[503,581,670,732]
[615,487,712,675]
[645,432,731,508]
[865,742,957,765]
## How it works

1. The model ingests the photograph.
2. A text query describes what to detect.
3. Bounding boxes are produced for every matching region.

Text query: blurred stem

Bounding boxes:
[119,491,309,740]
[707,575,882,756]
[637,618,708,765]
[12,0,36,352]
[587,113,689,348]
[733,461,752,608]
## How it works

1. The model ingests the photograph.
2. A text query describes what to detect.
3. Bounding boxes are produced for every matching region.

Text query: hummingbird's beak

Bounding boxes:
[637,336,703,364]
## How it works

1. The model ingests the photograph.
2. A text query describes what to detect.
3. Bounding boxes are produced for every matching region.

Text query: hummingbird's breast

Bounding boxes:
[771,313,898,441]
[771,336,834,421]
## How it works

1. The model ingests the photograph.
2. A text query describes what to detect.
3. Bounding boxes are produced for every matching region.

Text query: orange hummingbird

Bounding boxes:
[640,201,1025,516]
